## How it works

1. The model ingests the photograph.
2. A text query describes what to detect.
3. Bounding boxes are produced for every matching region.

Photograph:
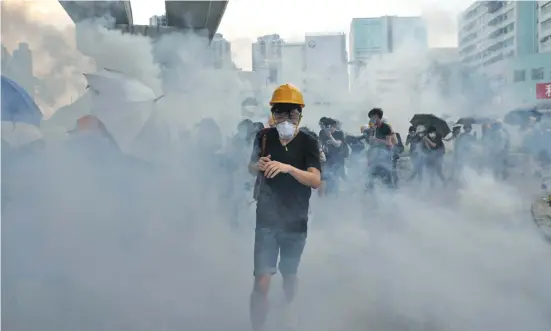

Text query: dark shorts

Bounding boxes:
[253,228,307,276]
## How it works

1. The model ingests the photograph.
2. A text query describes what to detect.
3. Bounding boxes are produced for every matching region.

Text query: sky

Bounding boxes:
[134,0,470,69]
[5,0,472,69]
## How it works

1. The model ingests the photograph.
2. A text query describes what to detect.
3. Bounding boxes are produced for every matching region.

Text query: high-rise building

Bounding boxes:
[349,16,428,89]
[280,42,305,88]
[11,43,34,98]
[303,33,349,102]
[149,14,167,27]
[210,33,232,69]
[539,1,551,53]
[458,1,538,71]
[251,34,283,85]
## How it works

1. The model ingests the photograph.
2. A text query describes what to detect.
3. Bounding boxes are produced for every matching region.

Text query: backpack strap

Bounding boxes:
[258,128,271,157]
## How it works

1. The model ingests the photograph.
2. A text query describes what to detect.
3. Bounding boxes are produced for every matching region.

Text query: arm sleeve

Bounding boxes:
[304,135,322,171]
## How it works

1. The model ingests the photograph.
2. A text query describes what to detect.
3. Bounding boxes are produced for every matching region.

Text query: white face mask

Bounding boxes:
[429,133,436,138]
[276,121,297,139]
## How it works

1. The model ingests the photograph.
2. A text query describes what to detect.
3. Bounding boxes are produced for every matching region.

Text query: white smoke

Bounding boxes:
[2,1,551,331]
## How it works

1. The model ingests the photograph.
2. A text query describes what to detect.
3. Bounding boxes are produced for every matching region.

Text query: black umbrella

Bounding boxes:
[503,108,542,126]
[456,116,494,126]
[410,114,450,137]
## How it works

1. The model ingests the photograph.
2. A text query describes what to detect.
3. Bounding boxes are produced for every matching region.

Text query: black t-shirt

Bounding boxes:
[250,128,321,232]
[319,129,347,164]
[424,135,445,156]
[367,123,393,162]
[374,123,393,143]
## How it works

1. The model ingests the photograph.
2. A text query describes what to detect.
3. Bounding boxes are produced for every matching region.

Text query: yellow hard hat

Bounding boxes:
[269,84,305,107]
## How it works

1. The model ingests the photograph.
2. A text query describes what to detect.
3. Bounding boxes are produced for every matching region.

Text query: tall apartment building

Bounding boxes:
[349,16,428,89]
[303,33,349,102]
[149,14,167,26]
[539,1,551,52]
[251,34,284,85]
[280,42,305,88]
[10,43,35,98]
[457,1,538,71]
[209,33,232,69]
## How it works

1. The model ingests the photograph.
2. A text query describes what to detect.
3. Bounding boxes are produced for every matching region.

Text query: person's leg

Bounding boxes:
[391,156,399,188]
[278,231,307,303]
[251,228,280,331]
[436,156,447,185]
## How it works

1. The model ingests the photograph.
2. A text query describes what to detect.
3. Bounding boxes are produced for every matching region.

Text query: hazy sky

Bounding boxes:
[9,0,472,69]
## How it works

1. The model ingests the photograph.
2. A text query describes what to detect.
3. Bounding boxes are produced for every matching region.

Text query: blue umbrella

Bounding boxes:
[1,75,42,126]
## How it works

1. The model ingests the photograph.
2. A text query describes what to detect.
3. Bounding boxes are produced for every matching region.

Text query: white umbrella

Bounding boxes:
[84,68,158,103]
[83,69,162,153]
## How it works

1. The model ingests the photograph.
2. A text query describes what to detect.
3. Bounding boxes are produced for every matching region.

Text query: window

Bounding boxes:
[542,18,551,32]
[513,69,526,82]
[532,68,544,81]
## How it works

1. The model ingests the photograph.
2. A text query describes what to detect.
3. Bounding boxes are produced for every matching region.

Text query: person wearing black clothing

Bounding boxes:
[406,125,425,182]
[423,126,446,187]
[318,117,347,195]
[248,84,321,331]
[366,108,396,190]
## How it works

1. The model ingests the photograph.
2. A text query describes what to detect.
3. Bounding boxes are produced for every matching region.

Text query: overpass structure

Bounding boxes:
[59,1,228,41]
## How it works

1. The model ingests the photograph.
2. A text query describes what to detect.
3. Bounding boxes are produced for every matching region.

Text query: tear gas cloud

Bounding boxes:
[2,1,551,331]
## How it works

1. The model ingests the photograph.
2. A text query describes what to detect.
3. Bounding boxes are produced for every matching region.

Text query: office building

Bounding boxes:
[149,14,167,27]
[539,1,551,52]
[210,33,232,69]
[251,34,283,85]
[349,16,428,89]
[303,33,349,102]
[458,1,538,71]
[10,43,35,98]
[280,42,305,88]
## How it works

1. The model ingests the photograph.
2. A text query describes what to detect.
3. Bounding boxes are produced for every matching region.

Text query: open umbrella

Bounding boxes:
[84,68,159,103]
[504,108,542,126]
[1,75,43,126]
[410,114,450,137]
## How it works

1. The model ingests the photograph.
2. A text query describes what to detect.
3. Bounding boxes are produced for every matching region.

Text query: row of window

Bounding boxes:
[542,18,551,32]
[513,68,551,82]
[461,36,515,64]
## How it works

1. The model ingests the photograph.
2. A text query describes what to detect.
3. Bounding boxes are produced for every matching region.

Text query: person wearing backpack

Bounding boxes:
[248,84,321,331]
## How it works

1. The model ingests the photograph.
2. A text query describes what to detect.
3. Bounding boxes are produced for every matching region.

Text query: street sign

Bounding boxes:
[536,82,551,99]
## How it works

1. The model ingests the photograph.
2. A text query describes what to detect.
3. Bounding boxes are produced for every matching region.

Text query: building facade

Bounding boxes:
[495,53,551,106]
[251,34,283,85]
[303,33,349,103]
[458,1,538,71]
[349,16,428,90]
[149,14,167,27]
[280,42,305,88]
[539,1,551,52]
[210,33,232,69]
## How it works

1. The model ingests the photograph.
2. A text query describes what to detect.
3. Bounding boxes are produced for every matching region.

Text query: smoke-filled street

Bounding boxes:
[2,1,551,331]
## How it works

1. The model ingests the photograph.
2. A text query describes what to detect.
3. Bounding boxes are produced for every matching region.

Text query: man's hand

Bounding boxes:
[264,161,292,178]
[257,155,271,171]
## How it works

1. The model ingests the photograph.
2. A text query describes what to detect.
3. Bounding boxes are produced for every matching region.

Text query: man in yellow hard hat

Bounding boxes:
[248,84,321,331]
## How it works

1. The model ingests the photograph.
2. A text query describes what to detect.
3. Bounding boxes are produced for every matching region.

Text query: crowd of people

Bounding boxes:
[4,79,551,331]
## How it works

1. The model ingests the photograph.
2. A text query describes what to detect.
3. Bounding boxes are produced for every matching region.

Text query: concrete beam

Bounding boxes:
[59,0,133,26]
[165,1,228,40]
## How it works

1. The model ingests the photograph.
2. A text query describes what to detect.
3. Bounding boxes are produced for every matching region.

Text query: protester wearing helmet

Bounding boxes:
[248,84,321,331]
